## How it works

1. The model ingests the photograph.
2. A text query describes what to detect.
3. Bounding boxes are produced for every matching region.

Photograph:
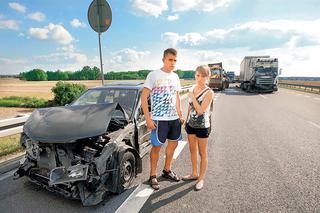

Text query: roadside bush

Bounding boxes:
[52,81,87,106]
[0,96,48,108]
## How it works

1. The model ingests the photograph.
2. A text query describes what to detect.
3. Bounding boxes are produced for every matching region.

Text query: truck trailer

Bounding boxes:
[240,56,279,93]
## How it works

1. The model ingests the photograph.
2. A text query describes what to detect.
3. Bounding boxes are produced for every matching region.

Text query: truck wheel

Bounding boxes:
[119,152,136,191]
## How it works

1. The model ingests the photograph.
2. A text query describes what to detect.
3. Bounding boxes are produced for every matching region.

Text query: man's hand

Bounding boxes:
[179,116,185,125]
[146,118,156,130]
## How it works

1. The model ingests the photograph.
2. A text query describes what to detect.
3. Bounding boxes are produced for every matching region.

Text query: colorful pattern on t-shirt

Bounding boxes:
[143,70,181,121]
[152,84,177,118]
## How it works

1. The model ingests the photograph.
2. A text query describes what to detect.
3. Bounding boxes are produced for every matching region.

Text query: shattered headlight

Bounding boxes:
[68,167,84,178]
[50,164,89,185]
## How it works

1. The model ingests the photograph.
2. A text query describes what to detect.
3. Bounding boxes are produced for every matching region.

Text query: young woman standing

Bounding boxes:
[182,65,214,190]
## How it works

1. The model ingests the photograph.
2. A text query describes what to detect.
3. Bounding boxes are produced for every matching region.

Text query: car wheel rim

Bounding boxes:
[123,161,132,182]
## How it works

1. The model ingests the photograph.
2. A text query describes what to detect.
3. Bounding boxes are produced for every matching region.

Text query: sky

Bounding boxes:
[0,0,320,77]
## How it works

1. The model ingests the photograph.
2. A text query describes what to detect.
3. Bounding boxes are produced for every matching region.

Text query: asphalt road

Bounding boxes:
[0,86,319,212]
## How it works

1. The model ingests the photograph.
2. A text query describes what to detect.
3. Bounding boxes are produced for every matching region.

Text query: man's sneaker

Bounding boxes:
[149,176,160,190]
[161,170,180,182]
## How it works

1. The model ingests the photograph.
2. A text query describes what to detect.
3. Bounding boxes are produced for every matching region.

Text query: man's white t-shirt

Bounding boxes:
[144,69,181,121]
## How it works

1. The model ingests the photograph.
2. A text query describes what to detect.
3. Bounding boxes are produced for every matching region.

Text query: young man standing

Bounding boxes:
[141,48,184,190]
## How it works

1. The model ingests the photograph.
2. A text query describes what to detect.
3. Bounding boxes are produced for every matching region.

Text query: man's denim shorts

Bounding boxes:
[151,119,182,146]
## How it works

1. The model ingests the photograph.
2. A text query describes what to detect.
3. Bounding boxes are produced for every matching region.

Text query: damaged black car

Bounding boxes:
[14,82,151,206]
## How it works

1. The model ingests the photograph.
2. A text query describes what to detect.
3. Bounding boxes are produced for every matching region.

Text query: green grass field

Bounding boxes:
[0,134,23,158]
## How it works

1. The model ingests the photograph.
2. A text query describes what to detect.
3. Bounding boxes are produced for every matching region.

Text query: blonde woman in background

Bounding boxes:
[182,65,214,190]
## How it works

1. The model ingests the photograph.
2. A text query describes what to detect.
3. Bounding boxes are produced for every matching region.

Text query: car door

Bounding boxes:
[135,94,151,157]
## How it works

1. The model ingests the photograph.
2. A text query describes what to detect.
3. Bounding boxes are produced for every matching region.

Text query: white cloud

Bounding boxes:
[167,14,179,21]
[0,17,19,30]
[162,32,206,46]
[34,44,88,69]
[131,0,168,17]
[27,12,46,22]
[8,2,26,13]
[0,57,29,74]
[110,48,150,63]
[0,57,28,65]
[172,0,231,12]
[28,23,74,44]
[183,33,206,45]
[106,48,151,71]
[194,50,223,62]
[162,19,320,50]
[70,18,86,28]
[28,27,49,39]
[161,32,180,46]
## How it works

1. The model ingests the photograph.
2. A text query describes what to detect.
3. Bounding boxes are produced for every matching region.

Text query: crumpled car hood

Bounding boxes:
[24,103,125,143]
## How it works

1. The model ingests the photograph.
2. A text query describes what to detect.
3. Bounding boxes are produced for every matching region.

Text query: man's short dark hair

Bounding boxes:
[163,48,177,58]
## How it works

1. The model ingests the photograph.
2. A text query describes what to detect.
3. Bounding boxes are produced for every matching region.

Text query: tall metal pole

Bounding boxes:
[98,32,104,85]
[96,0,104,85]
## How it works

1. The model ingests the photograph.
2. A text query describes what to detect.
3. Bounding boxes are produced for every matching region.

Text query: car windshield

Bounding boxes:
[256,67,277,75]
[72,88,138,117]
[211,69,221,75]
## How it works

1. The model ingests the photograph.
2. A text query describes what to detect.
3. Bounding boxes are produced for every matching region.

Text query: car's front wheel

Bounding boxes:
[119,152,136,191]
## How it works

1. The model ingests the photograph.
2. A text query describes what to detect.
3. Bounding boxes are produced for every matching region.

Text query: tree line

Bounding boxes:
[19,66,195,81]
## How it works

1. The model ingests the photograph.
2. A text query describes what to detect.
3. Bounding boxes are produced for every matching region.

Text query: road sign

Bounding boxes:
[88,0,112,33]
[87,0,112,85]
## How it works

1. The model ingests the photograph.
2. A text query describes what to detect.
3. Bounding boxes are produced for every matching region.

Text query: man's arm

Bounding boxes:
[141,87,156,129]
[176,92,184,123]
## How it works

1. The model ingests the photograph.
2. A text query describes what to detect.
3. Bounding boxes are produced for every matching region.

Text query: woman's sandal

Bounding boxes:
[149,176,160,190]
[181,174,198,181]
[195,180,204,191]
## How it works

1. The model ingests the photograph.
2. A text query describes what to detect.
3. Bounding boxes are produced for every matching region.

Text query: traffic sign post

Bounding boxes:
[88,0,112,85]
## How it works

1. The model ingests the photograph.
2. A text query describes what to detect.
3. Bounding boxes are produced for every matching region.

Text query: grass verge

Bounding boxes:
[0,96,48,108]
[0,134,23,158]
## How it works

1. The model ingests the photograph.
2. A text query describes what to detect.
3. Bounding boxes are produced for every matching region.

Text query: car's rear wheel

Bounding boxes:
[119,152,136,190]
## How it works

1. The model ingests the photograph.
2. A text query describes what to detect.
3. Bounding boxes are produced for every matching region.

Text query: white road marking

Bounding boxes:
[259,94,267,99]
[173,140,187,159]
[120,140,188,212]
[116,184,153,213]
[307,121,320,130]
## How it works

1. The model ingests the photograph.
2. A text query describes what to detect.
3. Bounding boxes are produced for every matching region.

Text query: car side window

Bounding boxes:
[137,97,151,121]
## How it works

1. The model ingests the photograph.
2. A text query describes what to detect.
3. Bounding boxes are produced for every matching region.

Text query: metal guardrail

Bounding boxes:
[279,83,320,93]
[0,115,29,138]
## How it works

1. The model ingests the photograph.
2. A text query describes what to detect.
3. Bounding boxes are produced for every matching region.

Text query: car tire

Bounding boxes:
[119,152,136,191]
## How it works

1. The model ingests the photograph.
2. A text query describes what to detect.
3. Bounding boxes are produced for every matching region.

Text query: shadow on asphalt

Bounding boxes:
[139,180,194,213]
[0,178,139,212]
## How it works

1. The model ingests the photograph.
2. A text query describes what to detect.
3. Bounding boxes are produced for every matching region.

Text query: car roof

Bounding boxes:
[91,81,144,90]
